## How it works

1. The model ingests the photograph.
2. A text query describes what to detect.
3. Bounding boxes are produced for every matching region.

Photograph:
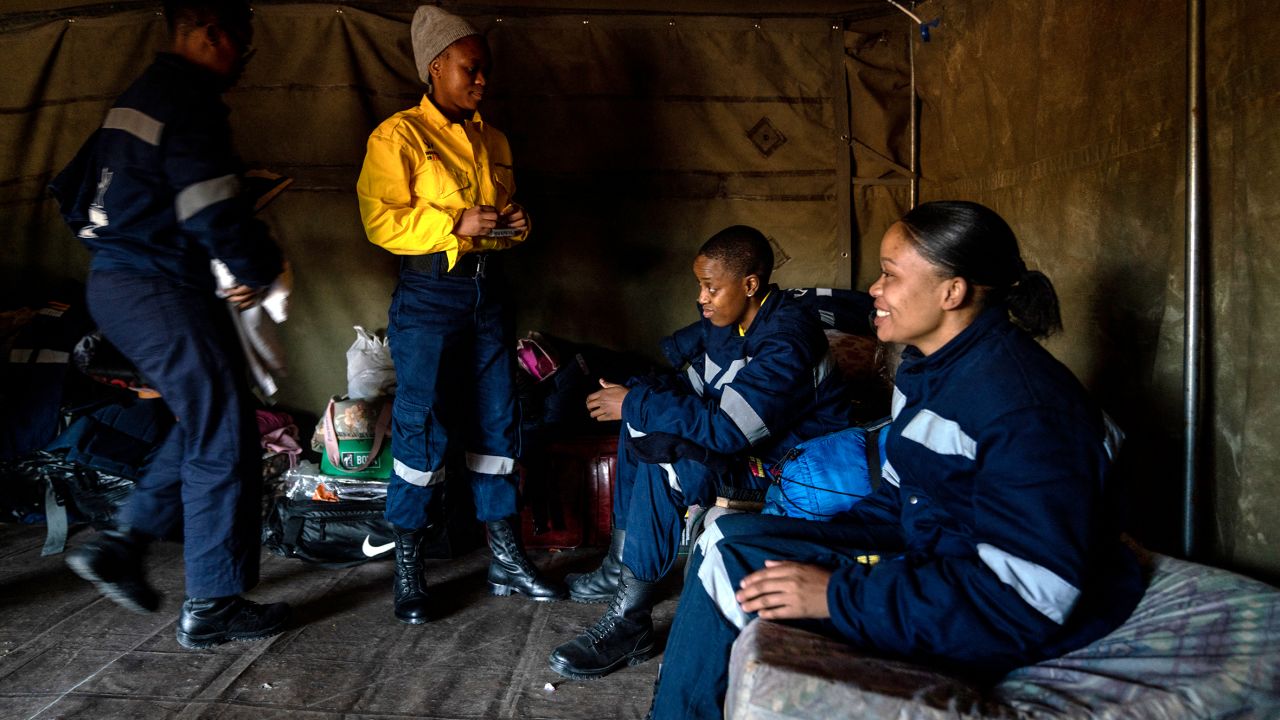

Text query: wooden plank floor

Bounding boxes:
[0,523,673,719]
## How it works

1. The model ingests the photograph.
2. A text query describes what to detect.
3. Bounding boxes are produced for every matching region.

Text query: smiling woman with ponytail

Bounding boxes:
[897,200,1062,339]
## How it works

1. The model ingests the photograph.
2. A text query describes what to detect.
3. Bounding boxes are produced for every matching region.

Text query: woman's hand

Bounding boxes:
[499,204,528,231]
[585,379,629,422]
[223,284,264,310]
[735,560,833,620]
[454,205,499,237]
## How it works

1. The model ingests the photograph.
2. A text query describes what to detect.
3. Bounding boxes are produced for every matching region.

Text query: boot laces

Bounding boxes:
[395,536,424,595]
[583,580,631,644]
[585,613,621,645]
[492,522,537,575]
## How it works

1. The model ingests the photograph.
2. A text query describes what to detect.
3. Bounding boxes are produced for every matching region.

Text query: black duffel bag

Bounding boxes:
[262,495,397,566]
[261,492,479,566]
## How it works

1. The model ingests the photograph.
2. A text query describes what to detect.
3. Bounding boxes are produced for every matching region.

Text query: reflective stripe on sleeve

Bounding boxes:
[103,107,164,146]
[686,365,705,397]
[977,542,1080,625]
[627,424,681,490]
[714,358,748,389]
[466,452,515,476]
[901,409,977,460]
[719,385,770,444]
[175,174,240,223]
[703,356,721,384]
[394,459,445,487]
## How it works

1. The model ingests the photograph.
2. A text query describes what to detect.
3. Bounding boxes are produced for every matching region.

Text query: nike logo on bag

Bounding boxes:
[362,536,395,557]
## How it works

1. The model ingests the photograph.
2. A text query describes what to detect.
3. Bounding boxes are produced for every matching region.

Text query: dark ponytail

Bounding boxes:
[1005,269,1062,338]
[900,201,1062,339]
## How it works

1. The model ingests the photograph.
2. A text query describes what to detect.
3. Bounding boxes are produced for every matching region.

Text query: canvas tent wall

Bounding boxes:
[1,0,905,405]
[1,0,1277,583]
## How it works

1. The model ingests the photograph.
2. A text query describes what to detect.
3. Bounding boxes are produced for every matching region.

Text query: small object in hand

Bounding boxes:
[487,227,520,238]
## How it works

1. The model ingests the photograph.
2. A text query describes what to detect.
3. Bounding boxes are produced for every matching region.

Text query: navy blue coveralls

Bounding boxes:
[651,306,1145,719]
[382,253,521,529]
[50,53,283,599]
[615,286,853,583]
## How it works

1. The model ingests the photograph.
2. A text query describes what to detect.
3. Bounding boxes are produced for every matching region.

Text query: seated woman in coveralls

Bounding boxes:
[647,201,1145,719]
[547,225,854,680]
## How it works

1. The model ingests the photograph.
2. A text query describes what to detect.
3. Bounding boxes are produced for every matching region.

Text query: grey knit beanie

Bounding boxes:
[411,6,479,85]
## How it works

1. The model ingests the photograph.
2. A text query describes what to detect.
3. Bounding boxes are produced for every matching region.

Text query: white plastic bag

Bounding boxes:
[346,325,396,399]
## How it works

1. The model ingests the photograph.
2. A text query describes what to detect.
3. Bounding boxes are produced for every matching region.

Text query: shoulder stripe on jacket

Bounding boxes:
[103,107,164,146]
[891,386,907,419]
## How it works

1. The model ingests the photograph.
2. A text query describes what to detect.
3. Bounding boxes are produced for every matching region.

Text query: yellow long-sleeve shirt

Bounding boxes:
[357,96,529,269]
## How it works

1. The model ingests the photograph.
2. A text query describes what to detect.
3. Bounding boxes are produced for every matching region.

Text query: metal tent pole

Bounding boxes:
[1183,0,1206,558]
[908,14,919,208]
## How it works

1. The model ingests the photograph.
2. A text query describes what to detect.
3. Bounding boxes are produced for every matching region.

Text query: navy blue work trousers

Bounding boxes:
[86,270,261,599]
[650,512,903,720]
[383,257,519,530]
[613,425,766,583]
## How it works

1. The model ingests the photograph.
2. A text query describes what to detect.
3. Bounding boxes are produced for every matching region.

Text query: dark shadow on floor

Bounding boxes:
[0,523,673,719]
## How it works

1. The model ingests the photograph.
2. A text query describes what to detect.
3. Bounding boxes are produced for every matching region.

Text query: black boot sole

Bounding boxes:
[176,621,289,650]
[568,590,613,604]
[66,553,159,614]
[489,582,566,602]
[546,643,656,680]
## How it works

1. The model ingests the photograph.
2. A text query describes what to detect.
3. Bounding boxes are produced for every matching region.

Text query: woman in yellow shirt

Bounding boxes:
[356,6,565,625]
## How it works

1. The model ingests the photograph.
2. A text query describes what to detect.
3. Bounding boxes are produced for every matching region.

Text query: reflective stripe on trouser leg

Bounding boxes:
[649,544,740,720]
[383,271,465,530]
[612,422,642,530]
[618,455,726,582]
[465,274,519,522]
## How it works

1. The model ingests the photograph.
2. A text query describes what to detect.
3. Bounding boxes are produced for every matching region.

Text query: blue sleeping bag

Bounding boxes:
[762,424,886,521]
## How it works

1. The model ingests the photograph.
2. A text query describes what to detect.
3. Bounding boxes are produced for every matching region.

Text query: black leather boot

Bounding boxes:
[567,528,625,603]
[547,565,658,679]
[392,525,433,624]
[176,595,291,649]
[65,526,159,614]
[486,515,567,601]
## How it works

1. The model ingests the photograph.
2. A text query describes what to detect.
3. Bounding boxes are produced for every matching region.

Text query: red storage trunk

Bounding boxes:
[519,433,617,549]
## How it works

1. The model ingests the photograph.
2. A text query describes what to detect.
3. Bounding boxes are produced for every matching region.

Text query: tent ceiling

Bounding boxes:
[1,0,900,28]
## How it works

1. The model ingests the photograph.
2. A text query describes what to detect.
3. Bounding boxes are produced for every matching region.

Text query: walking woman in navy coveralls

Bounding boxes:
[51,0,290,649]
[648,202,1144,718]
